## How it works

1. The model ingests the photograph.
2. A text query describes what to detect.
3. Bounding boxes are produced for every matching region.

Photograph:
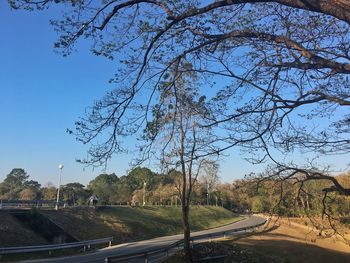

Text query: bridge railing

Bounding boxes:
[105,218,267,263]
[0,200,63,209]
[0,237,113,255]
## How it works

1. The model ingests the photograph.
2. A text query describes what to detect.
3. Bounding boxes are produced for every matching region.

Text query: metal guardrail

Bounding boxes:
[105,219,267,263]
[0,237,113,255]
[0,200,63,209]
[105,240,184,263]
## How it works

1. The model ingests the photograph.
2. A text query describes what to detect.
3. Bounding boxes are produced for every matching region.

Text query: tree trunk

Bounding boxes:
[182,202,191,258]
[299,195,306,210]
[306,194,310,211]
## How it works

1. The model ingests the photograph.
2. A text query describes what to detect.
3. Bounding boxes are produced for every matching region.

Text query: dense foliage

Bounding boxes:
[0,167,216,206]
[231,174,350,218]
[2,167,349,219]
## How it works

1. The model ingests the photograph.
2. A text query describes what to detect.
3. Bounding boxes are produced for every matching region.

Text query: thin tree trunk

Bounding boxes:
[182,202,191,258]
[179,95,192,259]
[300,195,306,210]
[306,194,310,211]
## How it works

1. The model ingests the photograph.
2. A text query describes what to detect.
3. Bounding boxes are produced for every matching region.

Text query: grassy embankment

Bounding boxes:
[41,206,240,244]
[0,206,240,261]
[0,211,48,247]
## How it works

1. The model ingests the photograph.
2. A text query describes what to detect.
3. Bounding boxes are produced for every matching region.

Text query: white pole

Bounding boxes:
[55,164,64,210]
[207,184,209,206]
[143,182,146,206]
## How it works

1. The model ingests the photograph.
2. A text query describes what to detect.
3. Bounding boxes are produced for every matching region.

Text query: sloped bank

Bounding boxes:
[41,206,240,245]
[0,211,48,247]
[11,209,78,244]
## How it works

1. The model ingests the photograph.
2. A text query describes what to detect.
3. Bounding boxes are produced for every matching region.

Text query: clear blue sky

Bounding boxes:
[0,2,127,185]
[1,2,349,186]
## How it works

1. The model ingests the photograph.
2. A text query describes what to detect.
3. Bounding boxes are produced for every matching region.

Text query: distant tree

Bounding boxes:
[190,182,207,206]
[110,179,132,204]
[41,183,57,200]
[88,173,119,204]
[62,182,90,205]
[199,160,219,205]
[0,168,30,200]
[19,188,37,200]
[20,180,42,200]
[131,189,145,206]
[24,180,41,191]
[126,167,157,192]
[151,183,178,206]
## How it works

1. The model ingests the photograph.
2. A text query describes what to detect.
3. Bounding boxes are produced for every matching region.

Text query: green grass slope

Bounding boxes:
[41,206,240,245]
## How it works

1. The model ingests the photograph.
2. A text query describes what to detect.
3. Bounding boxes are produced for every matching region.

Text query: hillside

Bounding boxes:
[0,211,48,247]
[41,206,240,244]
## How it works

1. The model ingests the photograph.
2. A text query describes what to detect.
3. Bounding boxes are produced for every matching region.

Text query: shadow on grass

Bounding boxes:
[230,238,350,263]
[224,224,350,263]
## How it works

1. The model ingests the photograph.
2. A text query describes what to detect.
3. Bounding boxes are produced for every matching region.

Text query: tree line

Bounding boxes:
[0,166,227,207]
[231,173,350,219]
[2,167,349,219]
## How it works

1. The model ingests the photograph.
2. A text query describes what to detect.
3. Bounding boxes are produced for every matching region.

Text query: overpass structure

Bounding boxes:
[0,200,62,209]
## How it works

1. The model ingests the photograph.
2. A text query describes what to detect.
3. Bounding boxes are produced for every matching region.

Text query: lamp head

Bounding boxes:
[58,164,64,170]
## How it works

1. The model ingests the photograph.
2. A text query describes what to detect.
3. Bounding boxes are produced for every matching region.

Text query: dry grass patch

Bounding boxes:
[232,217,350,263]
[166,216,350,263]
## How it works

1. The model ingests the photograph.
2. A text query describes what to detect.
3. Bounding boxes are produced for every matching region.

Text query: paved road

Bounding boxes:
[22,215,265,263]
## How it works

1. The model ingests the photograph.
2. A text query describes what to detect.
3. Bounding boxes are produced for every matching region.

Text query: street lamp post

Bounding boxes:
[207,184,209,206]
[55,164,64,210]
[143,182,147,206]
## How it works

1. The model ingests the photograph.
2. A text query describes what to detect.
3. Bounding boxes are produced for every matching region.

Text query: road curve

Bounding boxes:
[22,215,265,263]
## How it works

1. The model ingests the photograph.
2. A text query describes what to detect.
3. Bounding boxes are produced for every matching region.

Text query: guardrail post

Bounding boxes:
[145,253,148,263]
[109,240,112,247]
[83,245,86,252]
[104,257,109,263]
[223,232,226,238]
